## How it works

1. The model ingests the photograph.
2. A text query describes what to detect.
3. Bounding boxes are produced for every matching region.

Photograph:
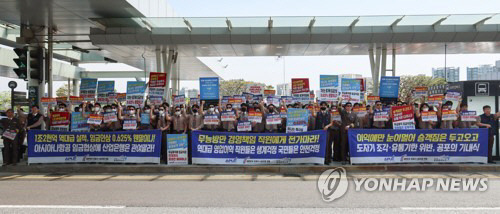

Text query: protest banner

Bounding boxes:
[413,86,428,99]
[126,81,146,108]
[248,111,263,123]
[264,90,276,96]
[348,129,488,164]
[373,110,389,122]
[116,93,127,103]
[80,78,98,101]
[191,130,326,164]
[149,88,165,105]
[237,121,252,132]
[341,91,361,104]
[281,96,294,105]
[341,78,361,91]
[69,96,84,105]
[229,97,243,109]
[267,97,280,107]
[442,110,458,121]
[279,106,287,118]
[421,111,438,122]
[445,91,461,102]
[41,97,57,107]
[266,114,282,125]
[221,111,236,122]
[167,134,188,165]
[123,119,138,130]
[319,88,338,102]
[87,114,103,125]
[391,105,415,130]
[173,95,186,106]
[140,113,150,125]
[320,75,339,88]
[203,114,220,125]
[97,81,115,103]
[331,109,341,121]
[291,78,310,94]
[292,93,311,103]
[189,98,200,106]
[367,96,380,106]
[428,94,444,107]
[246,84,265,95]
[379,76,400,98]
[28,130,161,164]
[49,112,70,131]
[200,77,219,100]
[460,111,477,122]
[353,107,367,117]
[286,108,309,133]
[70,112,89,132]
[103,112,118,123]
[149,72,167,87]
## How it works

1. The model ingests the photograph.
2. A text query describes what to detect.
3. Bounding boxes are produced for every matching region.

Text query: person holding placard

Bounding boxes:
[203,103,220,131]
[370,101,389,129]
[82,102,104,131]
[1,109,22,166]
[326,105,342,162]
[219,100,238,132]
[137,103,154,130]
[438,101,457,129]
[157,105,171,164]
[117,102,140,131]
[415,103,437,129]
[264,102,280,133]
[315,102,332,164]
[457,101,478,128]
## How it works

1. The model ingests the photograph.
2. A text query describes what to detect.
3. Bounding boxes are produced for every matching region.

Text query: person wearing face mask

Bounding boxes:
[203,104,220,131]
[102,104,121,131]
[457,100,477,128]
[263,102,280,133]
[416,102,437,129]
[339,100,358,163]
[24,105,44,131]
[81,102,104,131]
[370,101,388,129]
[315,101,332,164]
[156,105,171,164]
[117,102,140,130]
[137,103,154,130]
[1,109,23,166]
[326,105,342,162]
[219,99,238,132]
[189,102,205,131]
[438,101,456,129]
[171,105,188,134]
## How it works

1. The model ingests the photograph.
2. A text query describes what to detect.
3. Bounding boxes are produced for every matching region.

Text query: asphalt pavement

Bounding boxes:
[0,172,499,213]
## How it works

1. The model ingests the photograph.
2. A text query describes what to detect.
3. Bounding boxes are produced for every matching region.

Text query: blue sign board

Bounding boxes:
[200,77,219,100]
[379,76,400,98]
[320,75,339,88]
[126,81,146,94]
[97,81,115,93]
[341,78,361,91]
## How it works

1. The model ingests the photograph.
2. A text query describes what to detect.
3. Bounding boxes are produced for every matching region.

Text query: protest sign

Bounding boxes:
[379,76,400,98]
[80,78,98,101]
[291,78,310,94]
[167,134,188,165]
[200,77,219,100]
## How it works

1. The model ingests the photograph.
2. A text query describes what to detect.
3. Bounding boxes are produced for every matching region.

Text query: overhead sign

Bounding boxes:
[379,76,400,98]
[200,77,219,100]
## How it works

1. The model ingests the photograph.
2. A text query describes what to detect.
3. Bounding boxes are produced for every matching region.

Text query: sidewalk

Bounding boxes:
[1,162,499,174]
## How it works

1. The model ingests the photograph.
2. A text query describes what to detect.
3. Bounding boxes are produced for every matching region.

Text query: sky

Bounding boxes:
[1,0,500,94]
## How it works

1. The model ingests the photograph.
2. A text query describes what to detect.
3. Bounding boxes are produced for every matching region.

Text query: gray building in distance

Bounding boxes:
[432,67,460,82]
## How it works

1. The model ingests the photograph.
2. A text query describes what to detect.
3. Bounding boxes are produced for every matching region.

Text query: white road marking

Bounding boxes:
[401,207,500,210]
[0,205,125,209]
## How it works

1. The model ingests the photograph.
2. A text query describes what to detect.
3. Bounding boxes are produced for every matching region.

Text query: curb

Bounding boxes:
[1,164,499,174]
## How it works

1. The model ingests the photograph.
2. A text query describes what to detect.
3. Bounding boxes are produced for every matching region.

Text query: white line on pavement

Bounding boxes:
[401,207,500,210]
[0,205,126,209]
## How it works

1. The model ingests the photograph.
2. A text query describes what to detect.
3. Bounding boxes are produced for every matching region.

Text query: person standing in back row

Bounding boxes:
[476,105,500,163]
[1,109,23,166]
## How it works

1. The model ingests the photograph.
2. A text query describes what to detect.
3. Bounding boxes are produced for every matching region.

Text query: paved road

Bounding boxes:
[0,172,499,213]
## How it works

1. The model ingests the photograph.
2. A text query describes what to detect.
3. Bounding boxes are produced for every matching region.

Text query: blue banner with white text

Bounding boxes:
[27,130,161,164]
[348,129,488,164]
[191,130,326,165]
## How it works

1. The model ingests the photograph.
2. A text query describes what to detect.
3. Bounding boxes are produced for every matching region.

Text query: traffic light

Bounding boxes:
[13,47,28,80]
[28,47,44,80]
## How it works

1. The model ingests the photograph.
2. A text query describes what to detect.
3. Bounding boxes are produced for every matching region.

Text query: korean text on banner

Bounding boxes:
[348,129,488,164]
[191,130,326,165]
[167,134,188,165]
[200,77,219,100]
[292,78,310,94]
[80,78,97,101]
[379,76,400,98]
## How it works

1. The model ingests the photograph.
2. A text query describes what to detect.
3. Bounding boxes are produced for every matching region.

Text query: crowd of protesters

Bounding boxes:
[1,95,499,166]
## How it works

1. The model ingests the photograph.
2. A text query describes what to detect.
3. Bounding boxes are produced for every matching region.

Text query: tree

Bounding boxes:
[398,76,447,102]
[56,84,70,97]
[219,79,272,97]
[0,91,11,111]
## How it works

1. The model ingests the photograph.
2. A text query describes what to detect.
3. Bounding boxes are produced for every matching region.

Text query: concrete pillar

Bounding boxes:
[72,79,79,96]
[155,48,162,72]
[164,48,174,104]
[381,44,387,77]
[47,29,54,97]
[171,57,178,96]
[392,47,396,76]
